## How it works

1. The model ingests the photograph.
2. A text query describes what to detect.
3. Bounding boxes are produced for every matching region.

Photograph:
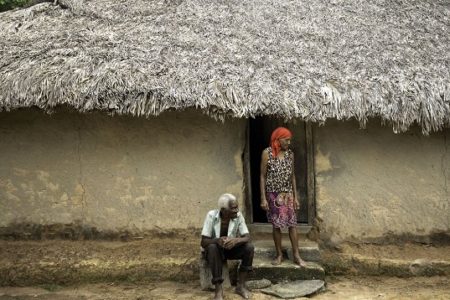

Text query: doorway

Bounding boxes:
[246,117,314,225]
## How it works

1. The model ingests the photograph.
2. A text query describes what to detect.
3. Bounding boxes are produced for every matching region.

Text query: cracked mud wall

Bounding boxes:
[0,109,246,234]
[314,120,450,242]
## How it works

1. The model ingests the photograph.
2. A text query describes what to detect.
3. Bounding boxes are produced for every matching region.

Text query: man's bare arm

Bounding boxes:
[201,235,226,248]
[223,234,250,249]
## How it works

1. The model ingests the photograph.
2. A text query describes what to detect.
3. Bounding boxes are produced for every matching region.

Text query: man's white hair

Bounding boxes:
[218,193,236,209]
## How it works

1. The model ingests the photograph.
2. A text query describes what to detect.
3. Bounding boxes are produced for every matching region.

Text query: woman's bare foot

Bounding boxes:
[271,255,283,265]
[293,255,307,267]
[235,286,251,299]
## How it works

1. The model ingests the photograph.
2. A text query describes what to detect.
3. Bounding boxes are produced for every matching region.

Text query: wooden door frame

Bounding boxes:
[242,120,316,226]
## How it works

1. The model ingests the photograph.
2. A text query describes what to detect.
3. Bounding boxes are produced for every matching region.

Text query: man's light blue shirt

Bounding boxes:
[201,209,249,239]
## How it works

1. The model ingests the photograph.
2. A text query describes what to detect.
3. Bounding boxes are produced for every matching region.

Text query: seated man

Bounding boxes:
[201,193,254,300]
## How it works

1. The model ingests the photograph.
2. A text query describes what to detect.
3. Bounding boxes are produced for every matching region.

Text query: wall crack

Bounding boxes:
[443,134,449,196]
[442,132,449,228]
[77,127,86,218]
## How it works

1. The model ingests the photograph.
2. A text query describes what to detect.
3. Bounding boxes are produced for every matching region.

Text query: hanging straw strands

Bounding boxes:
[0,0,449,133]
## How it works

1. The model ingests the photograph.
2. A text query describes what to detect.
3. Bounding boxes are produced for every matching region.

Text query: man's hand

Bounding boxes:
[217,236,228,247]
[223,237,239,250]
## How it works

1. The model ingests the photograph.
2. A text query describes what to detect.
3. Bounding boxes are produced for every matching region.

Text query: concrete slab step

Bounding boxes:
[253,239,321,262]
[248,256,325,282]
[248,224,312,235]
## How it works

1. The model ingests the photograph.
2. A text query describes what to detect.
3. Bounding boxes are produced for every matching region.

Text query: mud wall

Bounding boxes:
[314,120,450,243]
[0,109,246,237]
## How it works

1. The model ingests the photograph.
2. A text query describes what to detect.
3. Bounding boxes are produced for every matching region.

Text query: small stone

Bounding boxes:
[246,279,272,290]
[261,280,325,299]
[409,259,432,276]
[199,256,231,290]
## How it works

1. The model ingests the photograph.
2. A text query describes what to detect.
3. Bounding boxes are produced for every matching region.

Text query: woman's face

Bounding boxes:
[279,137,291,150]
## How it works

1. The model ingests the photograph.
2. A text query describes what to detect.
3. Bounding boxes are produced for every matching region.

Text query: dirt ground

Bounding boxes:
[0,238,201,285]
[1,237,448,271]
[1,237,449,298]
[0,276,449,300]
[336,242,450,261]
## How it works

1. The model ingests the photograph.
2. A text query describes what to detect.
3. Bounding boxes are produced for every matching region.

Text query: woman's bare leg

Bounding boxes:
[288,226,306,266]
[272,227,283,265]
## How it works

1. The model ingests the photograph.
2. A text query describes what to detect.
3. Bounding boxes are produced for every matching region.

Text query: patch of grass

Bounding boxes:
[0,0,28,12]
[0,0,51,12]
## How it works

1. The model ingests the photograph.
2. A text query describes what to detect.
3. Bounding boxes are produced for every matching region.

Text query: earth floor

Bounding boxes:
[0,276,449,300]
[1,237,449,299]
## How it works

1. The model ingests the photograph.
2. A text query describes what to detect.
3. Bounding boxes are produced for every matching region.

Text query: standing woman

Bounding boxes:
[260,127,306,266]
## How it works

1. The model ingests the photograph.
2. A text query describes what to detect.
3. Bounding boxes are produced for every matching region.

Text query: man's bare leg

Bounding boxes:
[288,226,306,267]
[214,283,223,300]
[272,227,283,265]
[235,271,251,299]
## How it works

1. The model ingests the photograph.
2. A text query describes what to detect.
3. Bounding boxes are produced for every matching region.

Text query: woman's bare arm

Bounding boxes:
[260,149,269,211]
[291,152,300,210]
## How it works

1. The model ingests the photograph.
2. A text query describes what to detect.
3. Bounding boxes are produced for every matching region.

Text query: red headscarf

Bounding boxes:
[270,127,292,157]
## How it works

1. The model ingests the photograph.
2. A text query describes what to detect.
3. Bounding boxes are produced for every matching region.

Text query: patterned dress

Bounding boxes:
[265,147,297,228]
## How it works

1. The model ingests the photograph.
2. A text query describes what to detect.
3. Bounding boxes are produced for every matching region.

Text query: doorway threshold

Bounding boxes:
[248,223,312,234]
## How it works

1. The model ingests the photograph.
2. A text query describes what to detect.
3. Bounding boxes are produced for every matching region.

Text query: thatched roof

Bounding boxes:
[0,0,449,133]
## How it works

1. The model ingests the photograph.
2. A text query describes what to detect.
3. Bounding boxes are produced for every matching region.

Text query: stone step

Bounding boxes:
[253,239,321,262]
[250,231,310,242]
[248,256,325,282]
[228,256,325,284]
[248,224,312,235]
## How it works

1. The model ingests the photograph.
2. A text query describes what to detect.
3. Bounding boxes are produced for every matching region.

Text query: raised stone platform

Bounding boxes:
[248,257,325,282]
[2,238,447,287]
[251,240,324,281]
[209,240,325,286]
[252,239,321,262]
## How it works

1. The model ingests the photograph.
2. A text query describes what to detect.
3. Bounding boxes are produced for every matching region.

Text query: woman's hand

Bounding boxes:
[294,198,300,211]
[260,199,269,211]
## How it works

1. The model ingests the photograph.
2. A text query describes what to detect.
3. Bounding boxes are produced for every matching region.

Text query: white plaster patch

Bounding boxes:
[71,184,85,206]
[36,170,50,182]
[13,168,31,177]
[60,193,69,203]
[234,150,243,176]
[165,182,175,193]
[5,192,20,202]
[0,178,18,193]
[35,170,60,192]
[315,146,333,173]
[120,195,132,203]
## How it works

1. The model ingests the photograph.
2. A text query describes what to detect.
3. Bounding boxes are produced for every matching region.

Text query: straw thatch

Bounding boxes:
[0,0,449,133]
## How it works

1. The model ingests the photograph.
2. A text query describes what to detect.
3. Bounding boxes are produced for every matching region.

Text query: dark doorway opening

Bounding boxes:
[248,117,311,224]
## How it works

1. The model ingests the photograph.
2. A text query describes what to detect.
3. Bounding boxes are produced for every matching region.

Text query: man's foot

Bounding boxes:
[271,255,283,265]
[293,255,307,267]
[214,284,223,300]
[235,286,251,299]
